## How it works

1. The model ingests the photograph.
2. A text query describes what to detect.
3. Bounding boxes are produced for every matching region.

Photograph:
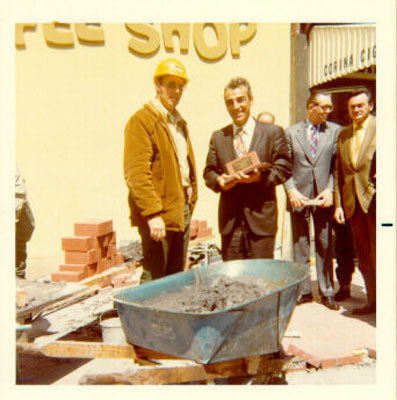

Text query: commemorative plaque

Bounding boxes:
[226,151,260,175]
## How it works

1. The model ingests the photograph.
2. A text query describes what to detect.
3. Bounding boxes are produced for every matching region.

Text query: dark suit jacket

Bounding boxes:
[203,121,292,236]
[334,115,376,219]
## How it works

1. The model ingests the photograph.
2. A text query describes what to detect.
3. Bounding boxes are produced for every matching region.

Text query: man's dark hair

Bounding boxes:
[224,77,253,99]
[347,87,373,104]
[306,91,332,109]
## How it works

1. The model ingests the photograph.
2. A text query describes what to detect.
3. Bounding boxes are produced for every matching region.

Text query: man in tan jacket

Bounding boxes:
[334,88,376,315]
[124,59,197,282]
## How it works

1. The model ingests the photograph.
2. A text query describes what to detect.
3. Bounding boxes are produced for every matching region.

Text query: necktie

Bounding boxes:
[235,128,247,157]
[354,125,364,164]
[309,125,318,158]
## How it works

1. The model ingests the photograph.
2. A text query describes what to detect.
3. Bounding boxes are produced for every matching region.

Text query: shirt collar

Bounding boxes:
[353,115,370,131]
[306,119,325,132]
[233,116,255,136]
[153,97,184,125]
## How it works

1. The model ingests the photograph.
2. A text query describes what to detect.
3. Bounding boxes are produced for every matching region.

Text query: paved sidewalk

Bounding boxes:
[282,265,376,369]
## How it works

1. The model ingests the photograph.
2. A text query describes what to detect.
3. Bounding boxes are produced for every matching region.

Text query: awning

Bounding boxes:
[309,24,376,87]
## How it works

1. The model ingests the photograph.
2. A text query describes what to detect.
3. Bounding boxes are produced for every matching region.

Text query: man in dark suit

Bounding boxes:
[284,91,341,310]
[203,77,291,261]
[334,88,376,315]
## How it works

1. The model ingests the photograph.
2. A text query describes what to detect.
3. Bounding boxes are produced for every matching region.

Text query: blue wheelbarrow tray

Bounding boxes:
[112,259,308,364]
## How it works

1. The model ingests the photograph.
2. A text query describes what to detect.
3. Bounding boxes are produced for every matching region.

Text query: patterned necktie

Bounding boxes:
[235,128,247,157]
[309,125,318,158]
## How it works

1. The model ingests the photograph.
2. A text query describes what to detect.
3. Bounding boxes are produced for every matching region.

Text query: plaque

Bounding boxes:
[226,151,260,175]
[304,199,323,206]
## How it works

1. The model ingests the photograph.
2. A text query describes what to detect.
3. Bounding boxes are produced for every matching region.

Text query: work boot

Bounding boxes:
[334,285,351,301]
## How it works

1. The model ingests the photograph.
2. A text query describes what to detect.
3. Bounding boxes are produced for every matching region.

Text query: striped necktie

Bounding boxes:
[309,125,318,158]
[235,128,247,157]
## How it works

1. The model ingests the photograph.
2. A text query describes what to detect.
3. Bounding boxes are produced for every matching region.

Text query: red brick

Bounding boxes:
[107,244,117,258]
[189,226,198,239]
[61,236,94,252]
[59,263,89,273]
[112,271,141,288]
[112,252,124,265]
[196,230,207,239]
[51,270,88,282]
[320,358,336,368]
[74,219,113,237]
[94,231,116,249]
[198,220,207,232]
[97,258,111,273]
[65,248,100,264]
[286,343,301,356]
[87,263,97,277]
[335,355,363,366]
[107,258,116,268]
[190,219,199,229]
[306,358,321,368]
[287,344,320,367]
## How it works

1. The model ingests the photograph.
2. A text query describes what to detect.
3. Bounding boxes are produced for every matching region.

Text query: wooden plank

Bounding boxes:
[40,285,100,316]
[78,355,292,385]
[17,341,134,359]
[17,340,173,361]
[17,340,292,385]
[17,341,157,366]
[16,283,99,321]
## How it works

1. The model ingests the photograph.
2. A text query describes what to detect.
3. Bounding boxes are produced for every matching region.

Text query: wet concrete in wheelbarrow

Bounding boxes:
[141,275,282,313]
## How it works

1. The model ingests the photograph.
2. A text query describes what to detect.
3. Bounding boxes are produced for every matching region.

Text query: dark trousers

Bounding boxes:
[221,218,275,261]
[333,219,355,286]
[349,205,376,305]
[138,204,190,283]
[290,206,334,297]
[15,206,35,278]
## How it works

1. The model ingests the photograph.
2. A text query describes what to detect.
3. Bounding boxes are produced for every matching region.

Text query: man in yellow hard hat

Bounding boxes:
[124,59,197,282]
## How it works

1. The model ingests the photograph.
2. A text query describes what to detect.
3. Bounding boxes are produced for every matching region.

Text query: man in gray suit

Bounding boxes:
[284,91,341,310]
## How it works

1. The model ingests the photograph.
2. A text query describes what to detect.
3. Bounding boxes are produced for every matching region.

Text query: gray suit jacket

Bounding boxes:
[284,120,341,210]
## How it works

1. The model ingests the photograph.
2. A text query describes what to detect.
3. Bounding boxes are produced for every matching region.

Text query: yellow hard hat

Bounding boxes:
[153,58,189,83]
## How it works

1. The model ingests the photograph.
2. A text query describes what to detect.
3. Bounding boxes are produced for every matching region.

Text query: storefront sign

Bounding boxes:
[309,24,376,87]
[15,23,257,61]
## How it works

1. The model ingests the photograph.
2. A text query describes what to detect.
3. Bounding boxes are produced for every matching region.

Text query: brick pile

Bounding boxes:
[189,219,212,240]
[51,219,124,283]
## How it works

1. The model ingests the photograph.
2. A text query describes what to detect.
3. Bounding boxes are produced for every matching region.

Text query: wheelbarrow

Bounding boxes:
[112,259,308,364]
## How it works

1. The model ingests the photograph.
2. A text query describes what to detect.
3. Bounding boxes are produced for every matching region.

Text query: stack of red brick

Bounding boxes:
[51,219,124,283]
[189,219,212,240]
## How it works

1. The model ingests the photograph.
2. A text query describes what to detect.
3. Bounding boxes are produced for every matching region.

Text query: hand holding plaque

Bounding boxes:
[223,151,271,184]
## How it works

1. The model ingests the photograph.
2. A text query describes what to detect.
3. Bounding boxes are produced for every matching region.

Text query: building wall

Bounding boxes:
[15,23,291,264]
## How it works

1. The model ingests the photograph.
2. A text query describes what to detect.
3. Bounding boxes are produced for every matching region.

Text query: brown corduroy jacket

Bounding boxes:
[123,101,197,231]
[334,114,376,219]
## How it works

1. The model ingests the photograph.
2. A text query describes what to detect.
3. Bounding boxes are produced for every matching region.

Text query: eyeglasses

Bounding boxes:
[162,81,185,91]
[314,104,334,112]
